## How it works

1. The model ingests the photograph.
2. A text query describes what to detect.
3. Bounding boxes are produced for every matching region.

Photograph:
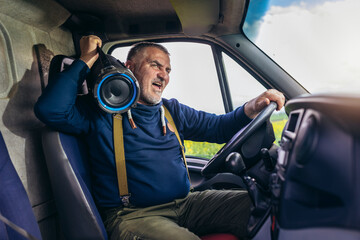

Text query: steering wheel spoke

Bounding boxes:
[201,102,278,176]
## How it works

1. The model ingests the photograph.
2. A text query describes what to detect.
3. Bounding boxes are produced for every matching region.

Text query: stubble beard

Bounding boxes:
[139,89,162,105]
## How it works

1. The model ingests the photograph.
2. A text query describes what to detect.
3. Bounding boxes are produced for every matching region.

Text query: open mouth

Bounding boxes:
[152,82,162,90]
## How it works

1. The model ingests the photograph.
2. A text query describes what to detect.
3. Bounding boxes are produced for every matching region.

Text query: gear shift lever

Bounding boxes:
[225,152,271,237]
[225,152,246,174]
[225,152,258,205]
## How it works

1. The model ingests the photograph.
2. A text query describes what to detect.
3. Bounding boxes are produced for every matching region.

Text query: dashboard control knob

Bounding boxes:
[261,148,275,171]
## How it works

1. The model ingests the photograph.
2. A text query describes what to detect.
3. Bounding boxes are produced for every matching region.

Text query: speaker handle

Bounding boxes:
[97,46,112,68]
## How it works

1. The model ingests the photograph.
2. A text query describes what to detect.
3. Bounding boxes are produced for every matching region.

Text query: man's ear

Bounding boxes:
[125,60,134,71]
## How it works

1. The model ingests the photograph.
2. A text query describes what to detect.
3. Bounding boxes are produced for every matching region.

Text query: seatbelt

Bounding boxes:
[112,106,191,206]
[0,213,39,240]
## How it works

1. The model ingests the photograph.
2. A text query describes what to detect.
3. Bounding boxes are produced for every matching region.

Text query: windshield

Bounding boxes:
[243,0,360,94]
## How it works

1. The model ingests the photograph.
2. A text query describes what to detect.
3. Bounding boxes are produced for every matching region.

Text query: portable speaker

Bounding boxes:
[87,47,140,114]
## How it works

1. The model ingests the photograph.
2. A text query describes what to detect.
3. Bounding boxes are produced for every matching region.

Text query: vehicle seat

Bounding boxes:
[0,132,42,240]
[42,129,239,240]
[41,129,107,240]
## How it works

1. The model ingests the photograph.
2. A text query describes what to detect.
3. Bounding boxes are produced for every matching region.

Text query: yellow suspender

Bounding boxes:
[163,106,191,181]
[113,113,130,206]
[112,106,190,206]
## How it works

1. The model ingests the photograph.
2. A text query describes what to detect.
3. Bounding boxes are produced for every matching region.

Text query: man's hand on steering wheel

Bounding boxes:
[202,89,285,176]
[244,89,285,119]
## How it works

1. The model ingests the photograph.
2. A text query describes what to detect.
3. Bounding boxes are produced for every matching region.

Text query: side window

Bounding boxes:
[223,52,288,145]
[223,53,266,108]
[160,43,224,114]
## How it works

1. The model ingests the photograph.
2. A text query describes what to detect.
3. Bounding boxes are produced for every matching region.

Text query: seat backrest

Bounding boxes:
[0,132,42,240]
[41,129,107,240]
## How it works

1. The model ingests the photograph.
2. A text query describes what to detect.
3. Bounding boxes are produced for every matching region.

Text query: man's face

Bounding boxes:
[126,47,171,105]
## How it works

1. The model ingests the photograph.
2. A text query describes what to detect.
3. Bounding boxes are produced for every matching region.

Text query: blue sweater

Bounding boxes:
[34,60,252,207]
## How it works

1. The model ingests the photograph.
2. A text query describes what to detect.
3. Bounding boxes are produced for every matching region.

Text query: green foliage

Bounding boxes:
[270,112,288,121]
[184,141,224,159]
[271,111,288,145]
[271,119,287,145]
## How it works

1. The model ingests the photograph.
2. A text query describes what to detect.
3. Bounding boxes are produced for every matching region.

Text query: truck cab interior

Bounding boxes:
[0,0,359,239]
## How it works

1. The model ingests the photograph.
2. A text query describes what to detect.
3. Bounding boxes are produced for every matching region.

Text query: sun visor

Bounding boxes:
[170,0,219,36]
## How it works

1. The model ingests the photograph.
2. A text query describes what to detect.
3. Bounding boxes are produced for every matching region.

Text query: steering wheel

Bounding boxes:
[201,102,278,176]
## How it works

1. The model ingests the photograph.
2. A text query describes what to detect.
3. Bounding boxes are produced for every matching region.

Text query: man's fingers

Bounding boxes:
[80,35,102,50]
[263,89,285,111]
[256,98,270,112]
[275,94,285,110]
[79,35,102,68]
[88,35,102,47]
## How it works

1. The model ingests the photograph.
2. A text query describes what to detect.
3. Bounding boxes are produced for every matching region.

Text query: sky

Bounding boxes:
[271,0,339,7]
[247,0,360,94]
[244,0,340,39]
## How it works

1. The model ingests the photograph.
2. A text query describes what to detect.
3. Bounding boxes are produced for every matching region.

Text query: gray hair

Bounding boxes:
[126,42,170,61]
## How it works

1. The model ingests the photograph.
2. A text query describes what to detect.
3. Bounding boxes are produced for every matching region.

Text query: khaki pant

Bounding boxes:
[101,190,252,240]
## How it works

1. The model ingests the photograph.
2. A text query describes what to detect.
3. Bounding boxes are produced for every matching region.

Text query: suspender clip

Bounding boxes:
[121,194,131,207]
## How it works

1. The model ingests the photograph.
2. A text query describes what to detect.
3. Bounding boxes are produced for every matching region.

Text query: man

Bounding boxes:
[35,35,285,240]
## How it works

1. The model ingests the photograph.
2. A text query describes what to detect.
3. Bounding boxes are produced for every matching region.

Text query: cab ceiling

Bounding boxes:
[54,0,246,41]
[0,0,246,41]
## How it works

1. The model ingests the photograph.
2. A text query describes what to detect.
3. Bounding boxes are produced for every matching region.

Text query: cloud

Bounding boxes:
[256,0,360,94]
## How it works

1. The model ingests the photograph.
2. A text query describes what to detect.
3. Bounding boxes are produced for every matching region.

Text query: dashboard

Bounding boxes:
[275,94,360,235]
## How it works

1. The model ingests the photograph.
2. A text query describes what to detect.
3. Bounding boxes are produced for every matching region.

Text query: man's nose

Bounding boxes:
[157,69,169,81]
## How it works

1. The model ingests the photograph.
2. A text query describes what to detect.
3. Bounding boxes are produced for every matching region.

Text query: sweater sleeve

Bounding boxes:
[163,98,252,144]
[34,59,91,134]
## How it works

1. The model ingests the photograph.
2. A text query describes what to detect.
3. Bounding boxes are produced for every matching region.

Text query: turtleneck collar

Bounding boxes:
[132,101,163,118]
[126,100,167,135]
